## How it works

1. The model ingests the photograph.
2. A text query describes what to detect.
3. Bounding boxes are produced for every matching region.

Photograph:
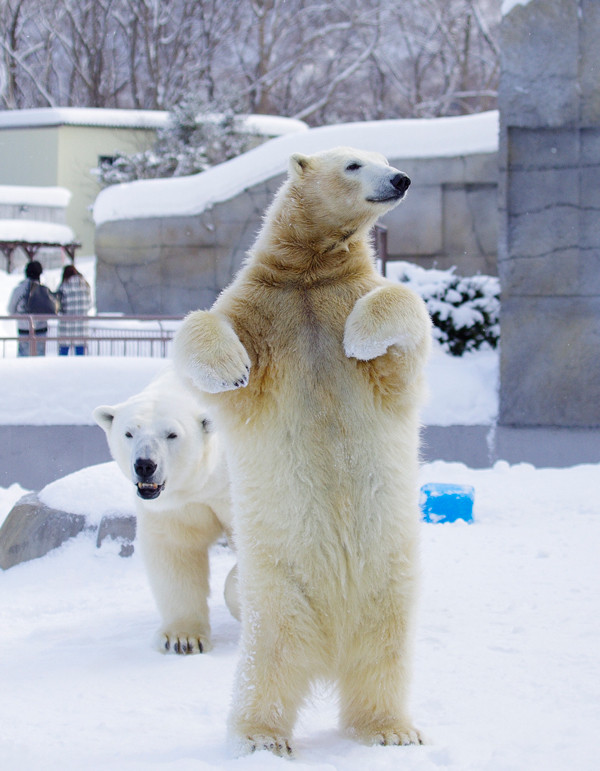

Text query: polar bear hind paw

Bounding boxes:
[375,727,424,746]
[237,733,294,758]
[355,724,425,746]
[157,631,212,655]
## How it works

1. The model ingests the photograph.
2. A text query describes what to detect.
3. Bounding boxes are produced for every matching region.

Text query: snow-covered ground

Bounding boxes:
[1,258,599,769]
[0,459,598,771]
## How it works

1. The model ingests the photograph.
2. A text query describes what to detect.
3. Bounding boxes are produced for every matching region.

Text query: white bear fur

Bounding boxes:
[93,369,239,655]
[173,147,432,754]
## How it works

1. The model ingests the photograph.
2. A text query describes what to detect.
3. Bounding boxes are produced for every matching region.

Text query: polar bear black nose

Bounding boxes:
[391,173,411,195]
[135,458,157,479]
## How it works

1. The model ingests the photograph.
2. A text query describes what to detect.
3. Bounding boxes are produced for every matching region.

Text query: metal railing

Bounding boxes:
[0,315,184,358]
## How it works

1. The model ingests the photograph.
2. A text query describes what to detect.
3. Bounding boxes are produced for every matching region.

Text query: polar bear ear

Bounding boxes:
[290,153,313,178]
[93,405,116,432]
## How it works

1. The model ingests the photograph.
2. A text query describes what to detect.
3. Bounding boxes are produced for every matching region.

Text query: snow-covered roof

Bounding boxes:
[0,220,77,245]
[94,110,499,226]
[0,107,308,136]
[0,185,71,208]
[0,107,169,130]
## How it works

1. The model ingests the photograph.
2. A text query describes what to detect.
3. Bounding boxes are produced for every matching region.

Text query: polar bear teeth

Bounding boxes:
[136,482,165,499]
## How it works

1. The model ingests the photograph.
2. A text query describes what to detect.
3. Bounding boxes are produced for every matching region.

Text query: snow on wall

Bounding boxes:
[93,111,499,226]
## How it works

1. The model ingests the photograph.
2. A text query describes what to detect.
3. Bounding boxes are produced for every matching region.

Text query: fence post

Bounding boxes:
[27,316,36,356]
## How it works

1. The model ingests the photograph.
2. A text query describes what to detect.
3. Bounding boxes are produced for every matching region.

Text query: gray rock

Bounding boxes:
[96,513,137,558]
[0,493,87,570]
[0,494,137,570]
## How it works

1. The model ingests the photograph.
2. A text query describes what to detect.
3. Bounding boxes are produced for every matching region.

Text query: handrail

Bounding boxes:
[0,314,185,358]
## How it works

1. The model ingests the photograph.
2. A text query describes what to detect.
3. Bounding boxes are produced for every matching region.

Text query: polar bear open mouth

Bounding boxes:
[136,481,165,500]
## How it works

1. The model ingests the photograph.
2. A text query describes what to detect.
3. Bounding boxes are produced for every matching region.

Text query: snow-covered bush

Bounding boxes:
[94,98,259,187]
[392,261,500,356]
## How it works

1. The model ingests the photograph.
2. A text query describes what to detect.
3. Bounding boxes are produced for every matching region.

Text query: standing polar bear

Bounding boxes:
[174,147,431,755]
[94,370,239,655]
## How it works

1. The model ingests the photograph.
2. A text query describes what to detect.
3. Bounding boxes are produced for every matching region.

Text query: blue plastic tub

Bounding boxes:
[420,482,475,523]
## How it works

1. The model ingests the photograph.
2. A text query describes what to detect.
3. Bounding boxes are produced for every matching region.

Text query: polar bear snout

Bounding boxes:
[367,170,411,204]
[134,457,165,499]
[135,457,158,480]
[391,172,411,196]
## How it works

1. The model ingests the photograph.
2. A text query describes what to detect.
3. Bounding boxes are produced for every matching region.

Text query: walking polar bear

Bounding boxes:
[94,369,239,655]
[174,147,432,755]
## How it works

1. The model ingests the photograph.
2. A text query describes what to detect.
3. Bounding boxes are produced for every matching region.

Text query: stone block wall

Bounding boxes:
[382,152,498,277]
[95,150,499,315]
[498,0,600,428]
[95,175,284,314]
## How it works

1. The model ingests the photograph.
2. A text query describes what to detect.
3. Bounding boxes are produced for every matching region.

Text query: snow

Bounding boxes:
[0,219,76,244]
[0,185,71,208]
[0,358,168,425]
[244,114,308,136]
[1,255,598,769]
[422,346,497,426]
[0,107,171,130]
[0,107,307,137]
[39,461,135,526]
[0,346,495,427]
[0,256,498,427]
[502,0,532,14]
[93,111,499,225]
[0,459,599,770]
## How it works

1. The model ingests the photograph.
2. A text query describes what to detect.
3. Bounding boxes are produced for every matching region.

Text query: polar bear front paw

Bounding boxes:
[344,286,426,361]
[191,357,250,394]
[173,310,251,394]
[156,627,212,655]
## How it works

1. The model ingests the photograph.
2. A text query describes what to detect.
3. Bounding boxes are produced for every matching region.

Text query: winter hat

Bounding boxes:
[25,260,43,280]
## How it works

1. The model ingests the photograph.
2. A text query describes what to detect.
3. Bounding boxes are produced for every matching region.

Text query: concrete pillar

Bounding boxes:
[498,0,600,427]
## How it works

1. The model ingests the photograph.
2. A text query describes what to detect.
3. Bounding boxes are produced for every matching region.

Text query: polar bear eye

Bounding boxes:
[167,432,178,440]
[125,431,133,439]
[345,162,362,172]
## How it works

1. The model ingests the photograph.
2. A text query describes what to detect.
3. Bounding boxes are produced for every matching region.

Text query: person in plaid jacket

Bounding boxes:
[57,265,92,355]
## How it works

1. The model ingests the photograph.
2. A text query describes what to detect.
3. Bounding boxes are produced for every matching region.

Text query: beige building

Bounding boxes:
[0,108,308,259]
[0,108,167,256]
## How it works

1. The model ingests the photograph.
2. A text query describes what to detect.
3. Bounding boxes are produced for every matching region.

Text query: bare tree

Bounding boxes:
[0,0,58,107]
[371,0,499,118]
[0,0,500,121]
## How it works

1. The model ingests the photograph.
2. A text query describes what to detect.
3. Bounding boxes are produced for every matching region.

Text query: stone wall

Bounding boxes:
[95,150,498,315]
[498,0,600,428]
[382,152,498,277]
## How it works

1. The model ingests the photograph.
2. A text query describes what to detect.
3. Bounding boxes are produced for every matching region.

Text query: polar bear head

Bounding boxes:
[286,146,410,232]
[93,372,214,507]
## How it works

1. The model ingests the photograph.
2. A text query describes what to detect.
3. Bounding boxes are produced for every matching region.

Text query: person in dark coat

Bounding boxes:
[7,261,52,356]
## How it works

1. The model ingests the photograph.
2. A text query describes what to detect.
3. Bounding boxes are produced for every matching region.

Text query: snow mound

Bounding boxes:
[94,111,499,225]
[39,461,135,526]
